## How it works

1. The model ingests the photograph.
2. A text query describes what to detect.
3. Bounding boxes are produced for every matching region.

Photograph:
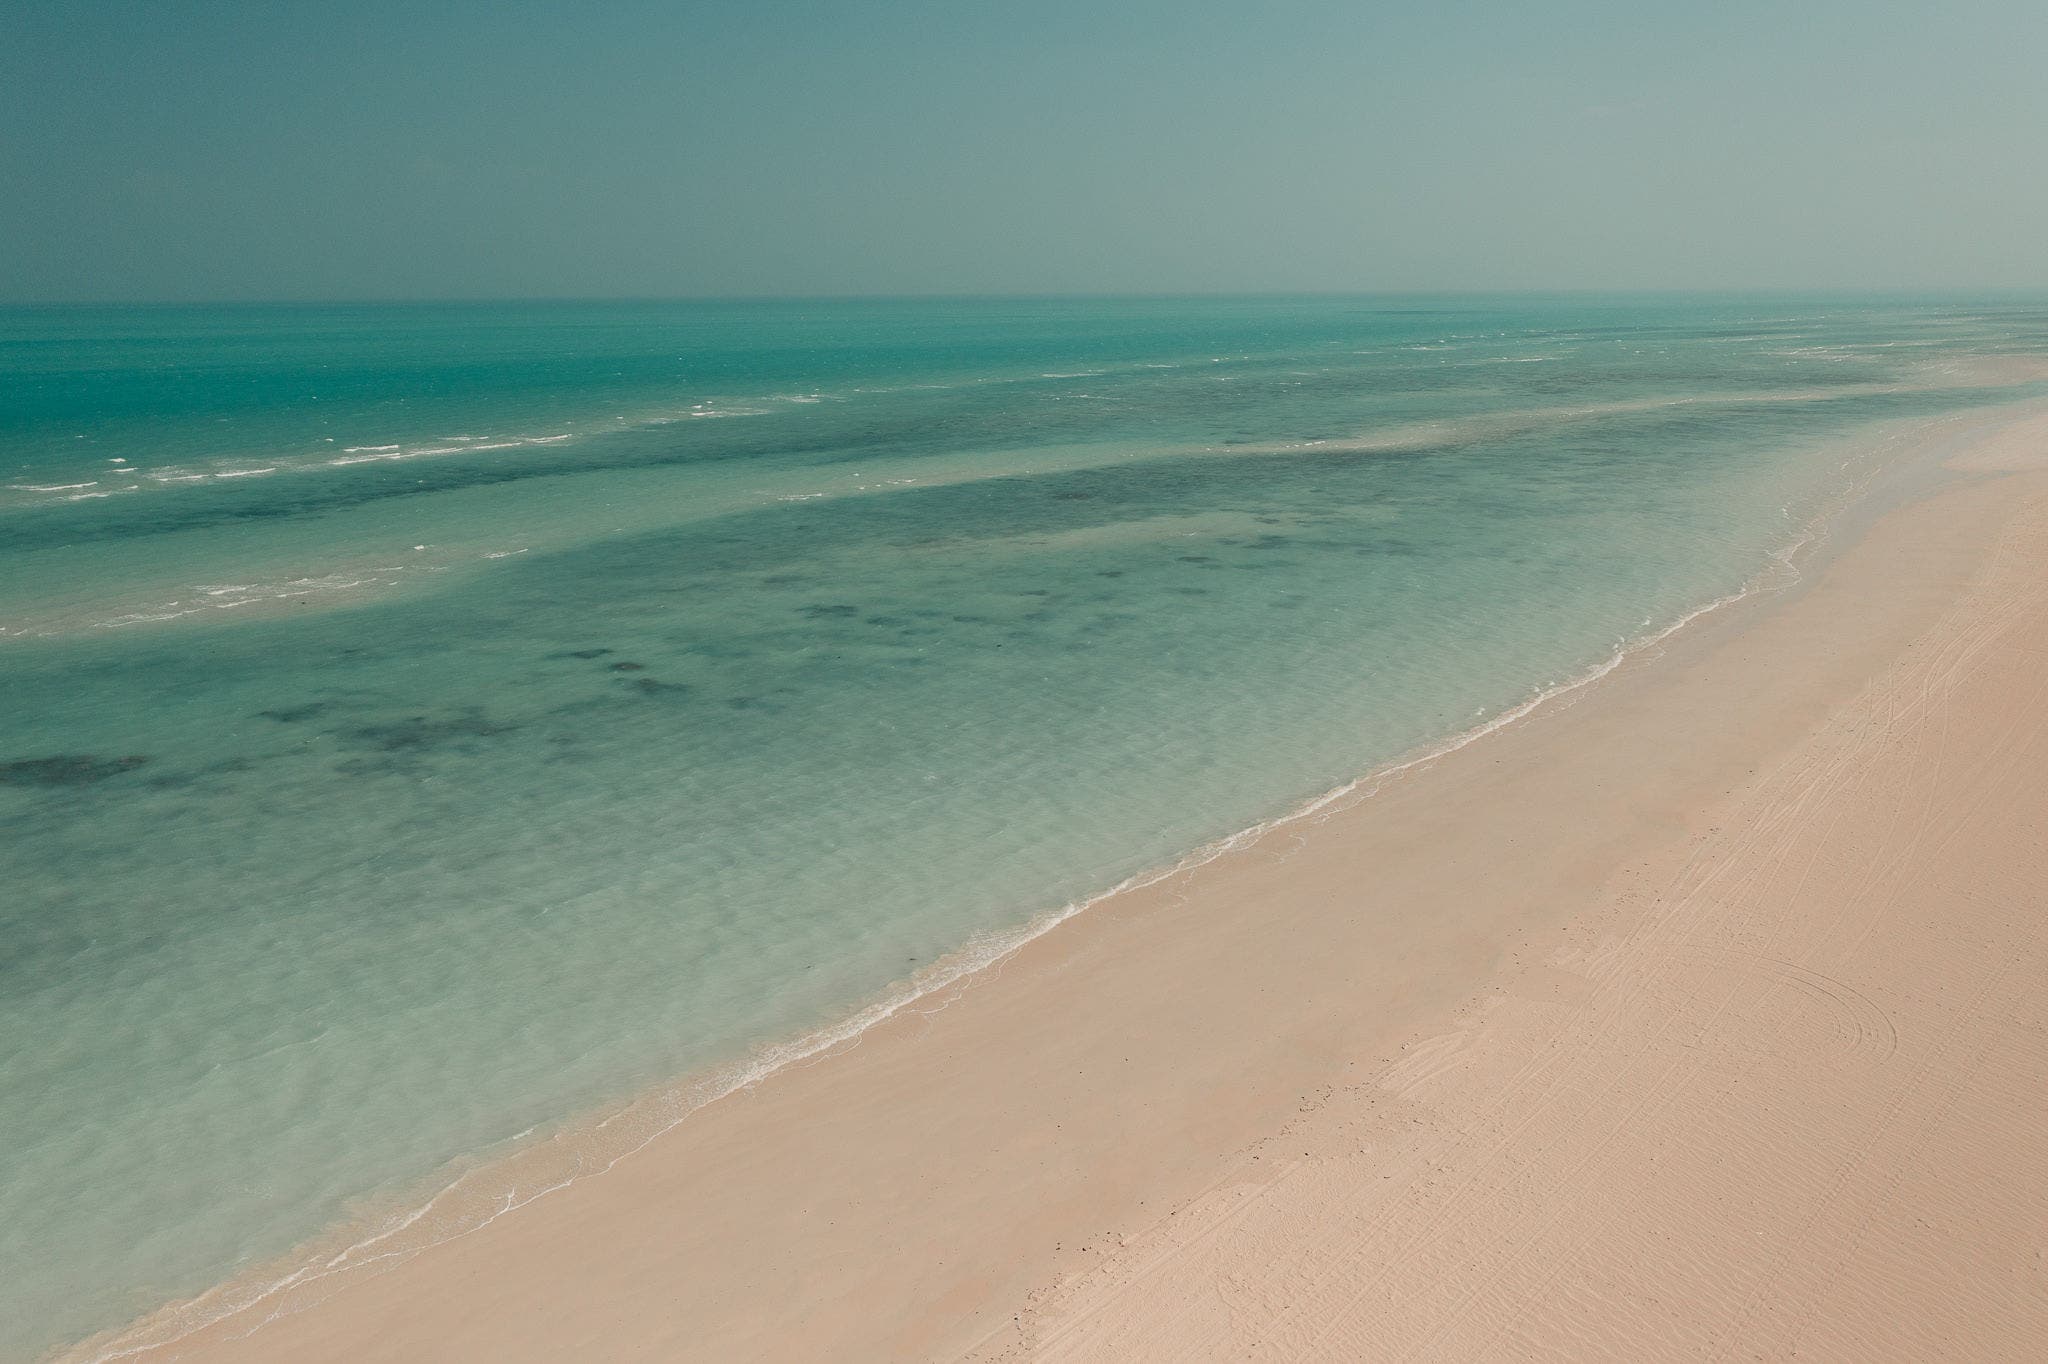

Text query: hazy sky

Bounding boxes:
[4,0,2044,301]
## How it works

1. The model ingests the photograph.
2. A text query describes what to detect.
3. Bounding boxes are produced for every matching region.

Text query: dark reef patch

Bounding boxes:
[342,710,515,753]
[1,755,151,786]
[548,647,613,660]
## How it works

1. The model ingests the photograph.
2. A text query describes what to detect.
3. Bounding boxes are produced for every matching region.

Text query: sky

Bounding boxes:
[3,0,2045,301]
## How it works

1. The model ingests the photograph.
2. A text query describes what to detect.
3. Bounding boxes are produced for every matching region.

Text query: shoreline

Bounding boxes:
[69,398,2048,1362]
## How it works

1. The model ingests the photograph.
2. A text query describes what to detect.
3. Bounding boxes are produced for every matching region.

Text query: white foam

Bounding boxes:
[64,567,429,635]
[92,605,211,628]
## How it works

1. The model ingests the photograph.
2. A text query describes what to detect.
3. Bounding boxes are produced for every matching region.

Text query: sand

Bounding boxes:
[95,402,2048,1363]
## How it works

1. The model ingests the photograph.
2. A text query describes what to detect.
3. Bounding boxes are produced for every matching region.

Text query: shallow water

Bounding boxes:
[4,295,2046,1359]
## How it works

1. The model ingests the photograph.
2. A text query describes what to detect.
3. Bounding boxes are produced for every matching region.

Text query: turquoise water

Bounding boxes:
[4,296,2046,1359]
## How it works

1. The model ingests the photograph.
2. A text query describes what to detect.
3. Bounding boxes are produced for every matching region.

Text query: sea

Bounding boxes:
[4,295,2045,1360]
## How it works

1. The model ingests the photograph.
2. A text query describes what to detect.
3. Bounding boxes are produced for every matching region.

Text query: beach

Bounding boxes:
[12,1,2048,1356]
[25,298,2043,1359]
[80,398,2048,1361]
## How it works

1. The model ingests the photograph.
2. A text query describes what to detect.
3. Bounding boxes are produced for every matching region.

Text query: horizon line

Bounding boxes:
[7,285,2048,310]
